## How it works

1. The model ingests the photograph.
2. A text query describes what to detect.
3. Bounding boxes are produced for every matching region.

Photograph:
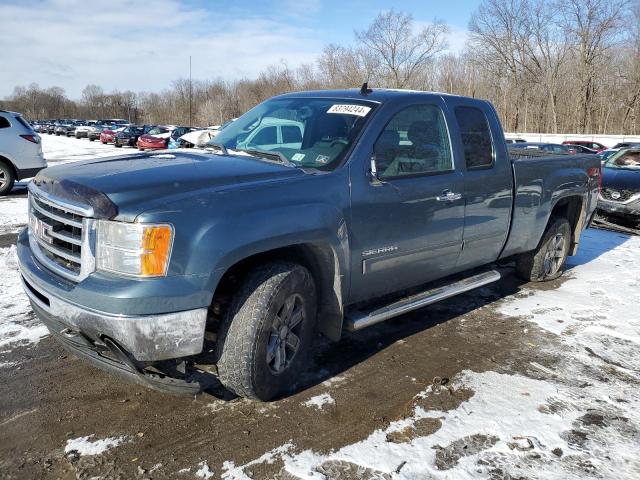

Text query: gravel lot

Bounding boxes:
[0,136,639,480]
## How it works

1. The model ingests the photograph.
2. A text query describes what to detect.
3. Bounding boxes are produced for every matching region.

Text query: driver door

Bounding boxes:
[348,101,465,303]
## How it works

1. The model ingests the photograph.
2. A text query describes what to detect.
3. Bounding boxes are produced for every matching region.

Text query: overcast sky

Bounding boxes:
[0,0,478,99]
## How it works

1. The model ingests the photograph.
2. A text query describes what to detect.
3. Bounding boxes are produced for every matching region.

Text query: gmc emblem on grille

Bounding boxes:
[29,216,54,244]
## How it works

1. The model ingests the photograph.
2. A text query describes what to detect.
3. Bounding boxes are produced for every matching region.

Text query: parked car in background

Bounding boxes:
[612,142,640,149]
[75,120,97,138]
[54,120,74,136]
[597,148,640,225]
[562,140,607,152]
[0,110,47,195]
[87,123,107,141]
[44,121,57,134]
[100,125,125,144]
[178,127,221,148]
[505,138,526,144]
[137,126,171,150]
[565,144,598,154]
[114,125,150,147]
[508,142,575,154]
[597,149,620,162]
[167,126,196,148]
[63,120,86,137]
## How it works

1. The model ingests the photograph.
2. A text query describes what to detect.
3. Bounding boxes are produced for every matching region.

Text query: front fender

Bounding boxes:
[195,202,350,293]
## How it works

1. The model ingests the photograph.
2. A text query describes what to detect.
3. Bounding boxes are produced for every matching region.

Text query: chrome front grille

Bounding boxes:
[600,188,640,204]
[28,184,96,282]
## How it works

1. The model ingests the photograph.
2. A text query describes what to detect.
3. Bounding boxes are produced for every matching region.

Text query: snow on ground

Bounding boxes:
[195,461,215,479]
[0,246,48,351]
[0,136,125,351]
[229,229,640,479]
[302,393,335,410]
[43,133,132,166]
[0,197,30,235]
[64,435,128,457]
[221,443,294,480]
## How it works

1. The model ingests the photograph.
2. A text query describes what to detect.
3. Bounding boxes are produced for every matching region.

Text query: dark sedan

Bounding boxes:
[508,142,576,154]
[597,148,640,224]
[565,144,598,154]
[114,125,151,147]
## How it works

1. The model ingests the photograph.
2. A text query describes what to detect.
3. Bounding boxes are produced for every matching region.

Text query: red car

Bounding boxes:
[562,140,607,152]
[100,126,124,144]
[137,126,171,150]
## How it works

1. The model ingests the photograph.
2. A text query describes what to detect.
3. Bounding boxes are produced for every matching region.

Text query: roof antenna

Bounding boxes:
[360,82,373,95]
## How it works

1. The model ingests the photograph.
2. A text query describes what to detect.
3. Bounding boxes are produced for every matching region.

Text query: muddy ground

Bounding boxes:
[0,224,565,480]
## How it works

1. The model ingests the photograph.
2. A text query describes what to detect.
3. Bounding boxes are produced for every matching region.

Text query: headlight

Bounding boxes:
[96,221,173,277]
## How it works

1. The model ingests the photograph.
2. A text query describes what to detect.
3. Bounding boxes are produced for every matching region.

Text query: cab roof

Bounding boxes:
[274,88,482,104]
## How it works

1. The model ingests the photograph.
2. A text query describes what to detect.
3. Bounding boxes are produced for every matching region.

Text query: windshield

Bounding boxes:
[605,150,640,169]
[148,126,168,135]
[210,97,377,170]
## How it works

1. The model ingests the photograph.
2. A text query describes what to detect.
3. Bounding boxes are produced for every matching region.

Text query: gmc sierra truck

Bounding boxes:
[17,88,601,401]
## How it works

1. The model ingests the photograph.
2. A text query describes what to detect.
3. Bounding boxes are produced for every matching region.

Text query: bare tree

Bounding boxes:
[355,9,449,88]
[560,0,630,132]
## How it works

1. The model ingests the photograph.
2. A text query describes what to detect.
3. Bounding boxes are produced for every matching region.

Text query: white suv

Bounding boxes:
[0,110,47,195]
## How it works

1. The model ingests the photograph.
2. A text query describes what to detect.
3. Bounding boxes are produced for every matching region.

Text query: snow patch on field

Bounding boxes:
[240,229,640,479]
[221,443,294,479]
[64,435,127,457]
[195,461,214,479]
[499,228,640,369]
[0,246,48,350]
[0,197,29,234]
[302,393,335,410]
[42,133,129,166]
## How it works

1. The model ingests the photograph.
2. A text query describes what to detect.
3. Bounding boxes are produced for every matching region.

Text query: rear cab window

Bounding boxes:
[454,106,494,169]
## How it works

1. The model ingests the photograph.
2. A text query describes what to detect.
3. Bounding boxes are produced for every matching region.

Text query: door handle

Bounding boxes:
[436,190,463,202]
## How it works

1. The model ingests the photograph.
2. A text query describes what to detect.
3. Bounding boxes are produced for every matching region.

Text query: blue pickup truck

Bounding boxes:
[17,88,601,400]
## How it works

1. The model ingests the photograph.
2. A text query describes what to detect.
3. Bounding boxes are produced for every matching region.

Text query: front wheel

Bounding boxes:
[216,262,317,401]
[516,217,571,282]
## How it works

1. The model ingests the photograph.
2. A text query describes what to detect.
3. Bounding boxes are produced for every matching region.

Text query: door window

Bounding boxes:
[282,125,302,144]
[249,126,277,145]
[455,106,494,169]
[374,105,453,179]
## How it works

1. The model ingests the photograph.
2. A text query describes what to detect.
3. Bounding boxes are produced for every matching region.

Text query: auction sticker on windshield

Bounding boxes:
[327,104,371,117]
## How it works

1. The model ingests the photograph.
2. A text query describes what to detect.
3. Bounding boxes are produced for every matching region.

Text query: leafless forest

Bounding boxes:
[2,0,639,134]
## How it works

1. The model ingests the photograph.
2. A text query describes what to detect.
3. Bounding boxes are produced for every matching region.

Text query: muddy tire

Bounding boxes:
[216,262,317,401]
[516,216,571,282]
[0,161,16,196]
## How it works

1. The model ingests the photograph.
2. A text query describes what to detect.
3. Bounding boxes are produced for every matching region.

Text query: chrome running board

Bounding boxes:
[345,270,501,331]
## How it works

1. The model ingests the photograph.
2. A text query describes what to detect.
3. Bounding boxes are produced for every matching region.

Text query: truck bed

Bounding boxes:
[500,153,601,258]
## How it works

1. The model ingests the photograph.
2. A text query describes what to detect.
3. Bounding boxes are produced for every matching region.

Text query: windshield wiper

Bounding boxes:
[239,148,297,168]
[205,142,228,155]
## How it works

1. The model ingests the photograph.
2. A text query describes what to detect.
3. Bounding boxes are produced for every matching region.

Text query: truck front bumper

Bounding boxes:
[16,229,208,363]
[597,198,640,220]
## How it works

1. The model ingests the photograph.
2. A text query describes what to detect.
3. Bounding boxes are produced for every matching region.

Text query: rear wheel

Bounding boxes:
[516,217,571,282]
[0,162,16,196]
[216,262,317,401]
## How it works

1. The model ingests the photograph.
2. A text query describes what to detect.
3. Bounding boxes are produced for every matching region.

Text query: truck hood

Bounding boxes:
[33,151,305,219]
[602,166,640,192]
